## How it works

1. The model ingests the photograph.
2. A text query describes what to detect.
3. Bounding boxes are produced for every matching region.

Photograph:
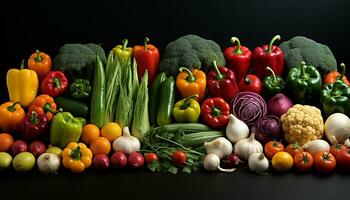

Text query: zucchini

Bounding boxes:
[180,131,224,147]
[54,97,89,118]
[149,72,167,126]
[157,76,175,126]
[158,123,213,134]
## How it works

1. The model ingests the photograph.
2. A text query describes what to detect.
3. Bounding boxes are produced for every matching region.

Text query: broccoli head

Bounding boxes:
[279,36,337,77]
[159,35,225,77]
[53,43,106,82]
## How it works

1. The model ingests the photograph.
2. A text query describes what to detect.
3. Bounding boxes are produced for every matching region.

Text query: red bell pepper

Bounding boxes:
[207,61,239,102]
[201,97,230,128]
[41,71,68,97]
[224,37,252,80]
[20,111,49,143]
[133,37,160,84]
[324,63,350,87]
[251,35,284,79]
[238,74,262,94]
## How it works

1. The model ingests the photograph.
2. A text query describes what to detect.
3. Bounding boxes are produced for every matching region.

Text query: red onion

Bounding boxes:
[231,92,267,126]
[251,115,281,144]
[267,93,293,118]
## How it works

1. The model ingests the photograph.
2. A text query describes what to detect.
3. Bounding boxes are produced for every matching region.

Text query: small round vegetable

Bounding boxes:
[81,124,100,145]
[285,143,303,157]
[336,149,350,172]
[264,141,284,160]
[221,153,242,168]
[128,152,144,169]
[144,153,159,164]
[37,153,61,174]
[293,152,313,172]
[110,151,127,168]
[330,144,347,158]
[252,115,281,144]
[313,151,336,173]
[238,75,262,94]
[272,152,293,172]
[172,150,187,165]
[267,93,293,118]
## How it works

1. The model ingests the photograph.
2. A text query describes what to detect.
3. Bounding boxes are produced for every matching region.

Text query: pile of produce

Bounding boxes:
[1,34,350,175]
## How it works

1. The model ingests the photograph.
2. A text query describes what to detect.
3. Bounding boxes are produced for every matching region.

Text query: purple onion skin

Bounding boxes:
[267,93,293,118]
[251,115,281,145]
[221,153,242,168]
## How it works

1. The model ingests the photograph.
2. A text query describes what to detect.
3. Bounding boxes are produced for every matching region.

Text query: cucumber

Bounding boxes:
[149,72,167,126]
[54,97,89,118]
[180,131,224,147]
[157,76,175,126]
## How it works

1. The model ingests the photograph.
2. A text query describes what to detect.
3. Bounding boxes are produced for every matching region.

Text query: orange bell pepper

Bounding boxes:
[28,50,52,81]
[62,142,92,173]
[176,67,206,102]
[28,94,58,121]
[0,102,25,133]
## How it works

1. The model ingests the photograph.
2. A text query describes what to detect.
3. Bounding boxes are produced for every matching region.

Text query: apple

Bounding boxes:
[11,140,28,156]
[93,154,110,170]
[0,152,12,171]
[29,141,46,158]
[12,152,36,172]
[45,145,62,158]
[111,151,127,168]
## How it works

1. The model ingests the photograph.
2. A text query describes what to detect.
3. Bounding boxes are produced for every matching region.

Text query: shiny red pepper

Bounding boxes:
[201,97,230,128]
[41,71,69,97]
[238,74,262,94]
[251,35,284,79]
[133,37,160,85]
[20,111,49,143]
[207,61,239,102]
[224,37,252,80]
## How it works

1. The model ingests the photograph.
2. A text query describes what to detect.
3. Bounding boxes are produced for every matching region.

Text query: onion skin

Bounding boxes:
[267,93,293,118]
[251,115,281,144]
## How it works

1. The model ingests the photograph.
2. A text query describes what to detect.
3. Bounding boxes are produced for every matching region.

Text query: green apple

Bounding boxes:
[0,152,12,171]
[45,145,62,158]
[12,152,35,172]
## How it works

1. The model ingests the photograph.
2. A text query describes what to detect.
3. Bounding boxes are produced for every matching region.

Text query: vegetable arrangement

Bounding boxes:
[2,34,350,176]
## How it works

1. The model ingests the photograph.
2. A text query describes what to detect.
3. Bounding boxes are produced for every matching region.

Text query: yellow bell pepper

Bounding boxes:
[6,60,39,107]
[113,39,133,65]
[62,142,92,173]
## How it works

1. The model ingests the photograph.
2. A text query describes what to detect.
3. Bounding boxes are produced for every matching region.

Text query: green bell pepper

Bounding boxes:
[70,79,92,100]
[50,112,83,148]
[286,61,321,104]
[321,80,350,117]
[173,95,201,123]
[262,66,286,99]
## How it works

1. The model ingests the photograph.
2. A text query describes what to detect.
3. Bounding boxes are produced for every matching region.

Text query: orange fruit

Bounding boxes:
[272,151,294,172]
[81,124,100,145]
[101,122,122,142]
[0,133,14,152]
[90,137,111,156]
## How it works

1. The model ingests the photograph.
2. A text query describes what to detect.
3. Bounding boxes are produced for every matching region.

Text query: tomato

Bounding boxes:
[285,142,303,157]
[172,150,187,165]
[145,152,159,164]
[330,144,347,157]
[272,152,293,172]
[293,152,313,172]
[238,74,262,94]
[313,151,336,173]
[264,141,284,160]
[336,149,350,172]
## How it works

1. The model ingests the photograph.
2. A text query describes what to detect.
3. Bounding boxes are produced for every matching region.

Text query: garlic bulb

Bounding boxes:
[113,127,140,155]
[226,114,249,143]
[345,138,350,147]
[302,139,330,155]
[248,153,269,174]
[204,137,232,159]
[234,133,263,160]
[203,153,235,172]
[325,113,350,144]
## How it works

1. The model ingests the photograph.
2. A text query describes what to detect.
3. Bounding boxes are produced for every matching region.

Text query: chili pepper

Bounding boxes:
[113,39,133,65]
[41,71,69,97]
[207,61,239,102]
[50,112,83,149]
[176,67,206,102]
[251,35,284,79]
[321,80,350,117]
[133,37,160,84]
[27,50,52,81]
[6,60,39,107]
[238,74,262,94]
[70,79,92,100]
[262,66,286,98]
[224,37,252,80]
[324,63,350,87]
[28,94,59,121]
[62,142,92,173]
[173,95,201,123]
[20,111,49,143]
[286,61,322,104]
[0,102,25,133]
[201,97,230,128]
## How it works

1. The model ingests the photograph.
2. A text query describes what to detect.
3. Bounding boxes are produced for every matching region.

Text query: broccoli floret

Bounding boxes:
[53,43,106,82]
[159,35,225,77]
[280,36,337,77]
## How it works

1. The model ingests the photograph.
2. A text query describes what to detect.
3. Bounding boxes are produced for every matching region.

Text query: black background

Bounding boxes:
[1,0,350,199]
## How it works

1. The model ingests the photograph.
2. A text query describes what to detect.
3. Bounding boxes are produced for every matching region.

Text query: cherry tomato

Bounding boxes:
[313,151,336,173]
[293,152,313,172]
[238,74,262,94]
[144,152,159,164]
[285,142,303,157]
[336,149,350,172]
[172,150,187,165]
[330,144,347,158]
[264,141,284,160]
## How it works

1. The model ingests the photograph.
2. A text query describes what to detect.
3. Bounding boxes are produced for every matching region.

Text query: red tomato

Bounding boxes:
[313,151,336,173]
[293,152,313,172]
[336,149,350,172]
[285,143,303,157]
[172,150,187,165]
[264,141,284,160]
[144,152,159,164]
[238,74,262,94]
[330,144,347,157]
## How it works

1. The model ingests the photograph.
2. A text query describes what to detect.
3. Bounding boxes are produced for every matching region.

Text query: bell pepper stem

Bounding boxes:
[266,66,278,84]
[34,50,43,62]
[340,63,346,80]
[144,37,149,50]
[267,35,281,53]
[231,37,242,55]
[43,103,62,114]
[71,146,82,160]
[211,106,221,117]
[7,102,20,112]
[20,59,25,70]
[53,78,61,89]
[122,39,128,51]
[300,61,308,79]
[29,111,40,125]
[179,67,196,82]
[213,60,224,80]
[330,82,341,96]
[244,76,251,85]
[180,94,199,110]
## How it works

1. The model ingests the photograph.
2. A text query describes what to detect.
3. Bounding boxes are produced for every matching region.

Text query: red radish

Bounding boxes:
[128,152,144,169]
[93,154,110,170]
[110,151,127,168]
[11,140,28,156]
[29,141,46,158]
